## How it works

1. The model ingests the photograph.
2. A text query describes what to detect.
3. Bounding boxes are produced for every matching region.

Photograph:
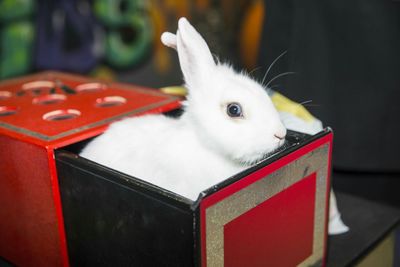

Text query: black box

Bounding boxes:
[56,129,333,267]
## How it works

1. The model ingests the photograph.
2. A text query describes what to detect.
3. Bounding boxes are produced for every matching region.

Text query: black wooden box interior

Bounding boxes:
[55,130,322,266]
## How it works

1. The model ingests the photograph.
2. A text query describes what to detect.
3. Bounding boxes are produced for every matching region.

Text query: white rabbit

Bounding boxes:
[80,17,286,200]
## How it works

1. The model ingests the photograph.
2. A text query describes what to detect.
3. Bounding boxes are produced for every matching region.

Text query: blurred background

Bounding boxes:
[0,0,257,86]
[1,0,400,205]
[1,0,400,265]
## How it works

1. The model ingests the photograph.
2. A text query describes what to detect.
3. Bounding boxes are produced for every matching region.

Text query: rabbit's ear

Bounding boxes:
[176,17,215,87]
[161,32,177,50]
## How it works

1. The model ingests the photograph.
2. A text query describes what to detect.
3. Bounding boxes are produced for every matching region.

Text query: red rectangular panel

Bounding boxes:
[201,133,333,267]
[224,173,316,267]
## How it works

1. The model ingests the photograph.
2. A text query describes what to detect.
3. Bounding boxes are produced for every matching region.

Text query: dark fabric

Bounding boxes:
[332,171,400,206]
[258,0,400,172]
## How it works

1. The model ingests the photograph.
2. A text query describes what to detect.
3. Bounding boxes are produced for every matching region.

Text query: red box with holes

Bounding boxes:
[0,71,333,267]
[0,71,181,267]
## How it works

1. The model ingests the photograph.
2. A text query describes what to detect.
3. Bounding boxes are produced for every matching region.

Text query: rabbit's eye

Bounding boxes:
[227,102,243,118]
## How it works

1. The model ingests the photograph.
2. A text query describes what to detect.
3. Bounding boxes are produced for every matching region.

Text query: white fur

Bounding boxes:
[80,17,286,200]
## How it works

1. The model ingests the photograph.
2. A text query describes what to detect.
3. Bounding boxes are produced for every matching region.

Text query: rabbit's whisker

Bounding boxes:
[248,66,262,76]
[265,71,296,88]
[261,50,288,85]
[299,100,313,105]
[297,100,321,107]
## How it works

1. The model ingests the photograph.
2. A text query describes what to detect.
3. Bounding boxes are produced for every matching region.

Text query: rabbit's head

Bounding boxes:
[162,18,286,165]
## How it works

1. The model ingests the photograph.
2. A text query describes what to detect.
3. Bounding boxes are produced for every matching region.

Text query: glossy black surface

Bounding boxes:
[327,192,400,266]
[55,129,326,266]
[56,152,196,266]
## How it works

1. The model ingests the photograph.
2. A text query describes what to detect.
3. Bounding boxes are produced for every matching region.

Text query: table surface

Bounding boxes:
[1,193,399,267]
[326,192,400,267]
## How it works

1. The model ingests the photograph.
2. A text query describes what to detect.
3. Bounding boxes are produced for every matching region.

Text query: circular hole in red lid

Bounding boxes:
[0,91,12,100]
[0,106,18,116]
[43,109,81,121]
[22,80,55,90]
[96,96,126,107]
[33,94,66,105]
[75,83,107,92]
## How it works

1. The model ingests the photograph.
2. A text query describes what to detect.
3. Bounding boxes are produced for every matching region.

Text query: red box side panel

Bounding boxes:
[200,133,333,267]
[224,173,316,267]
[0,135,62,266]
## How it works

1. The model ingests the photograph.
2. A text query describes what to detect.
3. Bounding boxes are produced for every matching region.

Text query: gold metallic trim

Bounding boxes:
[205,144,329,267]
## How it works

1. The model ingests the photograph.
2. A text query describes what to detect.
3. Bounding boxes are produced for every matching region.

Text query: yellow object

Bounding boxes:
[160,86,187,96]
[271,92,315,122]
